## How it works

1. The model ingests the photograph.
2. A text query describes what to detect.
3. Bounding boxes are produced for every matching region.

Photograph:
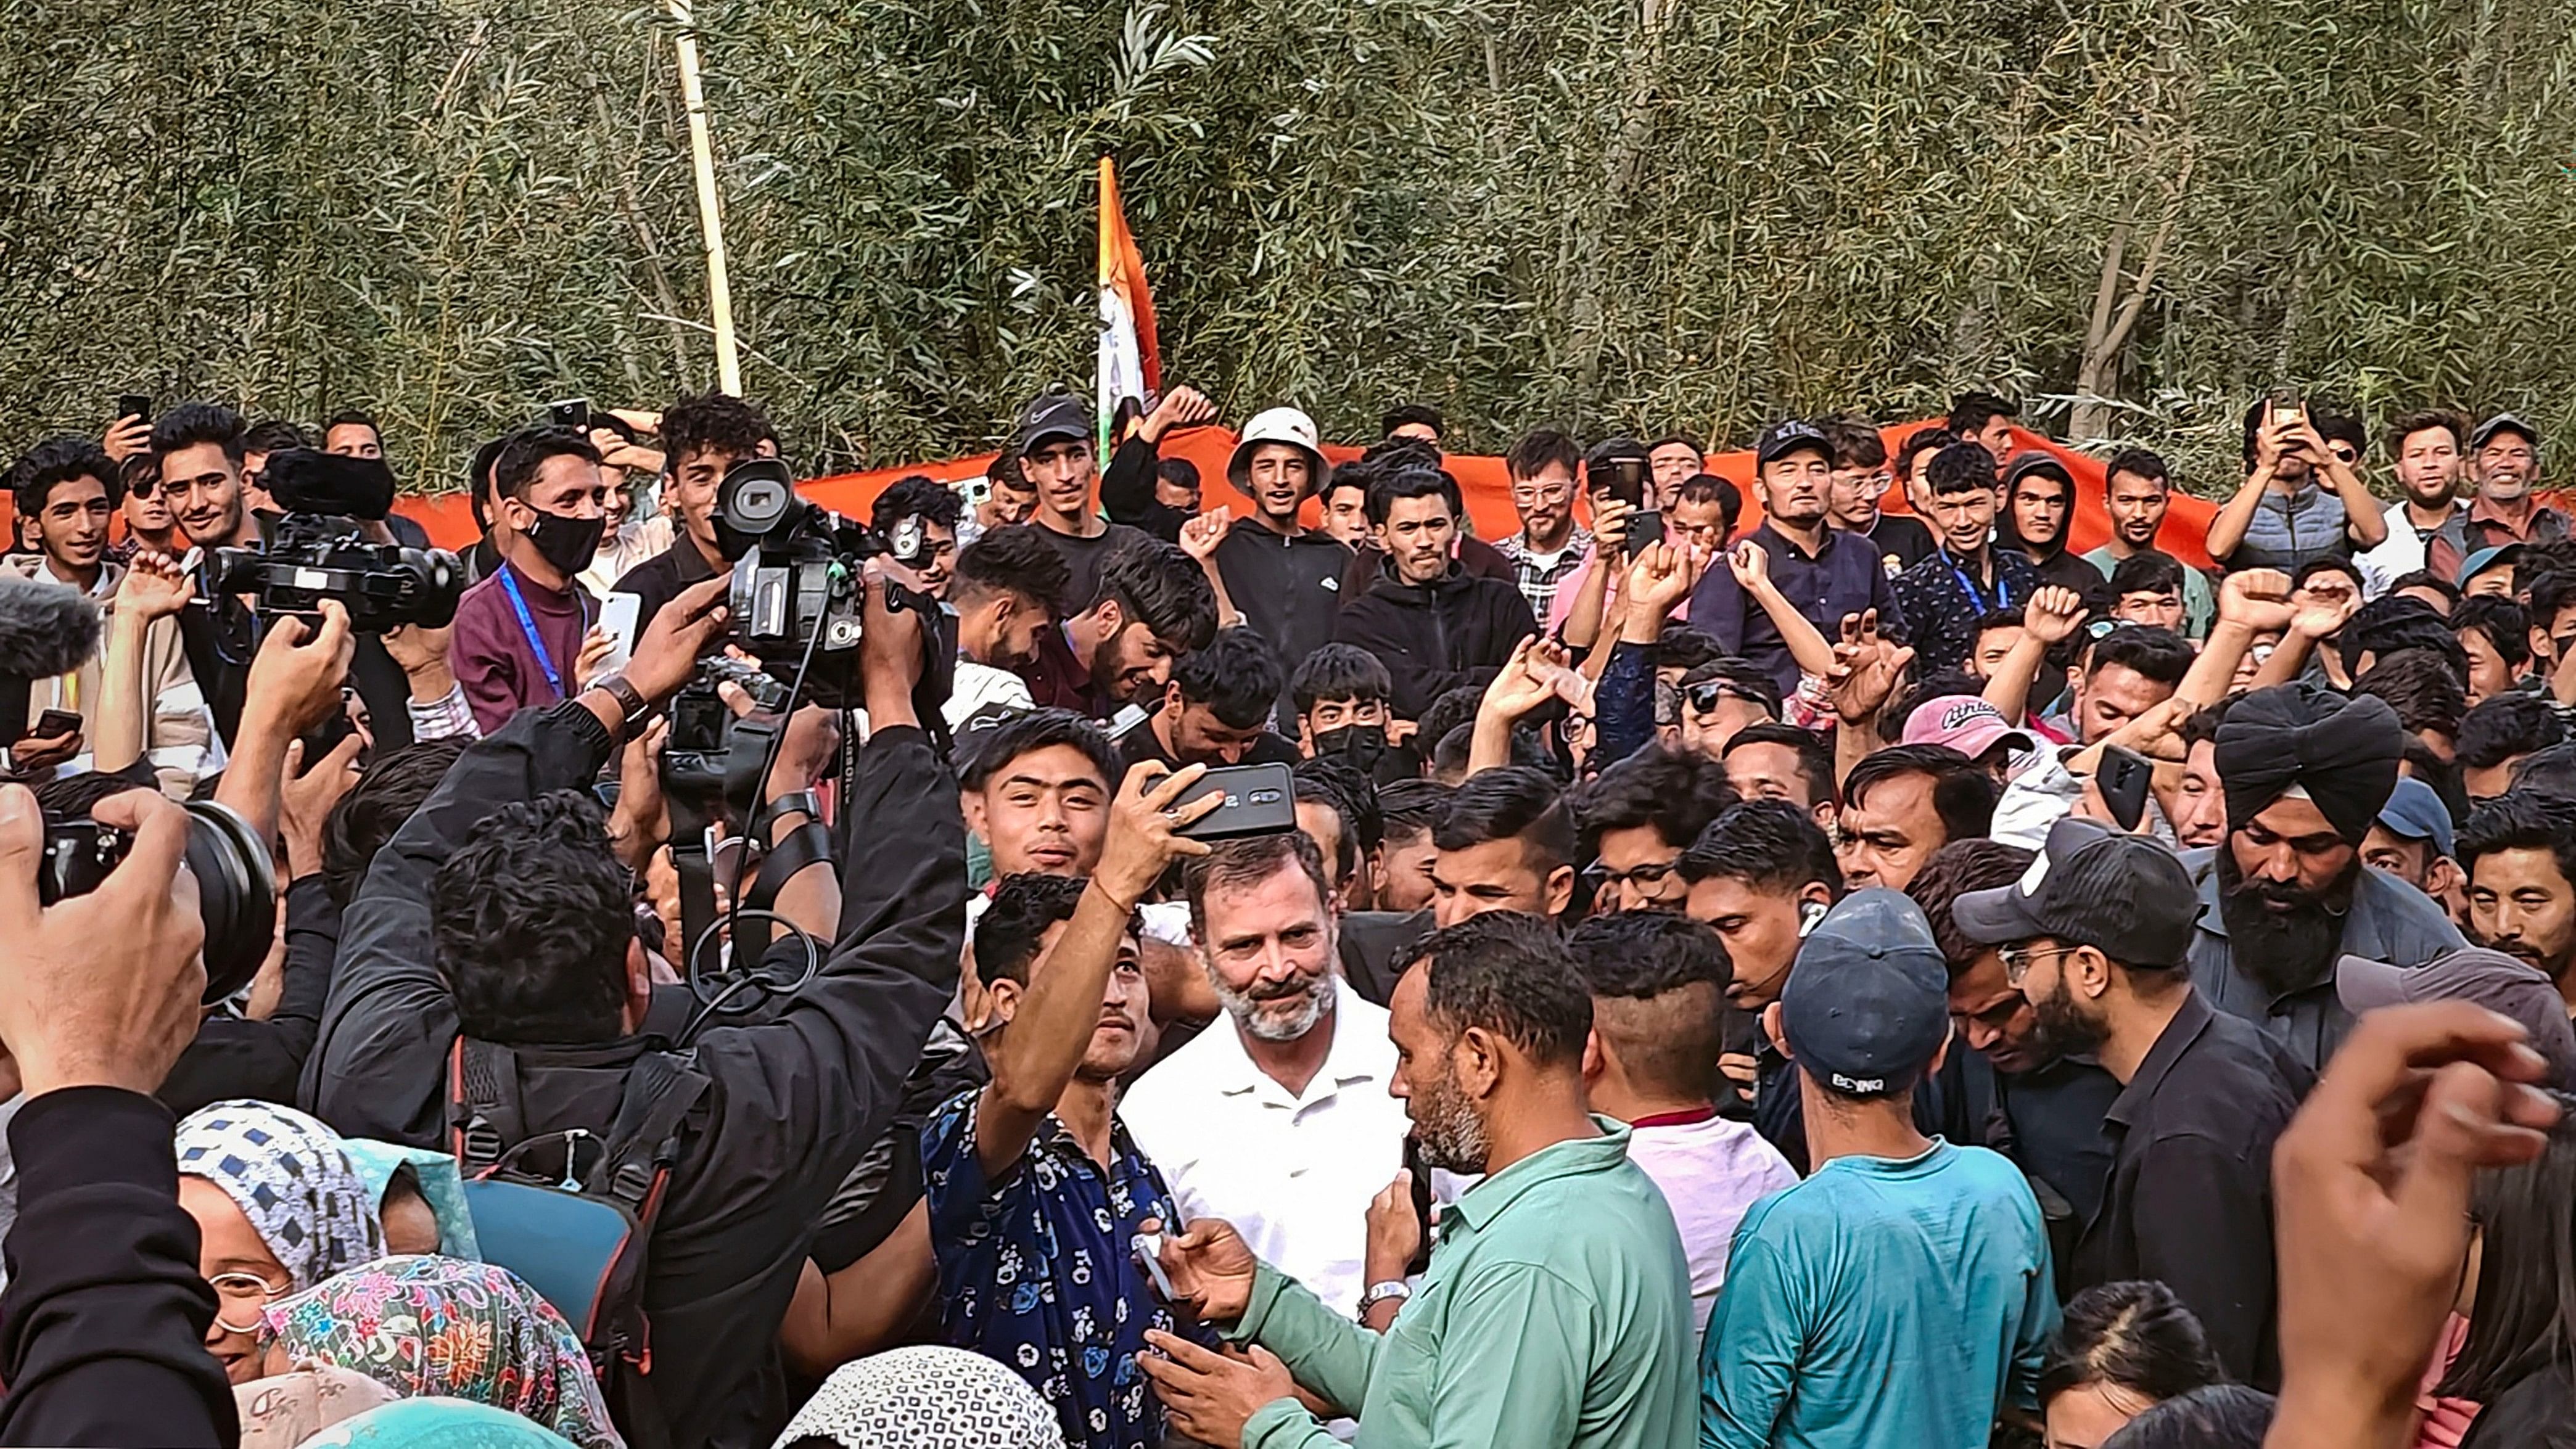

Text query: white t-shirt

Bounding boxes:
[1623,1110,1800,1337]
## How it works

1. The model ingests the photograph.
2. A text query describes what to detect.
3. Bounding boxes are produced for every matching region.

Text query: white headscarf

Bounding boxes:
[773,1347,1065,1449]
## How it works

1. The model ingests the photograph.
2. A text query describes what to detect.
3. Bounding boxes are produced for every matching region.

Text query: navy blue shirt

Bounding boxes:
[1687,522,1903,697]
[920,1090,1217,1449]
[1890,546,2043,679]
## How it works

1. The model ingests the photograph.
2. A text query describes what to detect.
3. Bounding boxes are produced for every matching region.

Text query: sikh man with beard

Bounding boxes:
[1122,832,1446,1376]
[1135,913,1697,1449]
[2185,682,2464,1072]
[1954,817,2311,1389]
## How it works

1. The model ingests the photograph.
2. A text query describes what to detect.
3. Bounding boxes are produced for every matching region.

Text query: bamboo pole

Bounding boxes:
[666,0,741,395]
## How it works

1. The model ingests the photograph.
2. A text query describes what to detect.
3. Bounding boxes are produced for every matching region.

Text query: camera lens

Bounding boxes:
[180,801,278,1003]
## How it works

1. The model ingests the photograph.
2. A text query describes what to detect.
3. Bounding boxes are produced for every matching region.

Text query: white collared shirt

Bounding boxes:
[1121,977,1414,1322]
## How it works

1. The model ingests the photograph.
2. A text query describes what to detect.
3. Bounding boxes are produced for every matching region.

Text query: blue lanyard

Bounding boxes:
[1943,549,2010,614]
[496,565,565,700]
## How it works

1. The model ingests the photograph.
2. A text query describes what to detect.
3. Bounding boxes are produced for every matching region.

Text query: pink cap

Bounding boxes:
[1901,695,2035,761]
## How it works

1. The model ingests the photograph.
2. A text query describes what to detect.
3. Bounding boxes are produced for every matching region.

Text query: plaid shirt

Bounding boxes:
[1496,527,1594,625]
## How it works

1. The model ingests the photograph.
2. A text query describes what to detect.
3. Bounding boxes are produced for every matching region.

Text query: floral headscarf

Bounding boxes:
[176,1099,386,1291]
[262,1255,623,1449]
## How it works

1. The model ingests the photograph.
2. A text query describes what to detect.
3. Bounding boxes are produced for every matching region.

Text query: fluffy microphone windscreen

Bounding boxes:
[0,573,104,681]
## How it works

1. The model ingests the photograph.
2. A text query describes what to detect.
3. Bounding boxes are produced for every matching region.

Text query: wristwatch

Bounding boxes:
[1357,1280,1412,1320]
[588,673,651,736]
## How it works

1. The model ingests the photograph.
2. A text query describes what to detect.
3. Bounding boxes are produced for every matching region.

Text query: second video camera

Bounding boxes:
[212,450,463,631]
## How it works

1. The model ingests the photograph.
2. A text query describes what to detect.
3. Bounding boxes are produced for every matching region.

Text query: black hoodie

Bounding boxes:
[1331,557,1539,720]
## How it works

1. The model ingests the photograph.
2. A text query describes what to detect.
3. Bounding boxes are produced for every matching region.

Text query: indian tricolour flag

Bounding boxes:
[1097,155,1161,458]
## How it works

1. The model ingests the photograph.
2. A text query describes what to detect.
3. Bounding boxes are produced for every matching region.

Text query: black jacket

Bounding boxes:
[0,1088,234,1447]
[160,874,335,1117]
[302,700,965,1448]
[1210,523,1354,727]
[1097,435,1188,543]
[1331,561,1538,721]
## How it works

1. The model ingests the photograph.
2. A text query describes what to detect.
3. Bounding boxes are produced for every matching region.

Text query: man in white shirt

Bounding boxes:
[1122,831,1420,1336]
[2355,409,2471,594]
[1566,909,1797,1336]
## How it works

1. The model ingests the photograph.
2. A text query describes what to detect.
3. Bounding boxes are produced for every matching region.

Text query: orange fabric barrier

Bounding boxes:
[376,420,2221,567]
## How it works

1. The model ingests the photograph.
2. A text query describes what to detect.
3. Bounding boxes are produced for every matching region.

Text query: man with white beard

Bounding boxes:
[1122,831,1431,1342]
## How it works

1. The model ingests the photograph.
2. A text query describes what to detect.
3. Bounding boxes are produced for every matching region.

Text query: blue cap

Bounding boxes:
[2461,543,2524,587]
[1755,420,1833,469]
[1780,889,1953,1097]
[2374,776,2455,859]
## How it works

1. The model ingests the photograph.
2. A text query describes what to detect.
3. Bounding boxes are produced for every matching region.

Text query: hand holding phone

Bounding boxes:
[31,709,82,743]
[549,398,592,433]
[2096,744,2155,833]
[596,593,643,675]
[1171,762,1298,841]
[1131,1232,1178,1301]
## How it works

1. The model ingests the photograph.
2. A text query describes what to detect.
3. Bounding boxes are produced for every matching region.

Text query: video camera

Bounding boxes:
[712,459,955,714]
[211,450,464,631]
[40,800,278,1003]
[661,655,788,808]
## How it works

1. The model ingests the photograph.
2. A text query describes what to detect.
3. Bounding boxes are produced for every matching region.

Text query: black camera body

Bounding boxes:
[40,801,278,1004]
[661,657,787,810]
[214,514,463,632]
[713,459,955,713]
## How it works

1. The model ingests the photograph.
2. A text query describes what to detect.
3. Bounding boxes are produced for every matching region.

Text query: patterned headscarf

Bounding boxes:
[234,1365,399,1448]
[262,1255,623,1449]
[772,1346,1066,1448]
[297,1397,580,1448]
[176,1100,387,1292]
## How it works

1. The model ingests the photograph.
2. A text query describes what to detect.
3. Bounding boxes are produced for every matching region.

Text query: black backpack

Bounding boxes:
[447,1036,712,1449]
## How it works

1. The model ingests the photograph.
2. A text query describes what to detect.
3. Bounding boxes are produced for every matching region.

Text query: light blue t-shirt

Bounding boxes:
[1698,1139,2059,1449]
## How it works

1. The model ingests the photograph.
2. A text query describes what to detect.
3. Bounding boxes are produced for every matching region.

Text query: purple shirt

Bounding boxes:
[450,560,593,734]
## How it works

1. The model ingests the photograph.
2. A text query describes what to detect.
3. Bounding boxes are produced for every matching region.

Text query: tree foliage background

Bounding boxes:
[6,0,2576,493]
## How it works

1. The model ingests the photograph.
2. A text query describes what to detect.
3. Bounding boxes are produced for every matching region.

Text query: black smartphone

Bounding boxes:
[549,398,591,432]
[2097,744,2154,833]
[1593,456,1648,509]
[31,709,81,741]
[1172,762,1298,841]
[1401,1135,1434,1275]
[117,394,152,425]
[1626,509,1665,557]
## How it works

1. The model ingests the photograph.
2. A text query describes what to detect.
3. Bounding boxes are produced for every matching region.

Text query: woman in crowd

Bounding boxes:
[300,1398,584,1447]
[2038,1281,2226,1449]
[176,1100,388,1384]
[2433,1102,2576,1446]
[256,1255,623,1449]
[342,1139,482,1260]
[2099,1384,2277,1448]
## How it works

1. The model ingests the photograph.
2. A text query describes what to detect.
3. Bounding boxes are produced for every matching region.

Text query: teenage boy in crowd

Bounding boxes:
[1020,538,1219,721]
[1698,889,2057,1449]
[614,393,777,627]
[1891,441,2041,678]
[1996,453,2103,597]
[1821,417,1933,575]
[1119,626,1301,771]
[1947,391,2020,466]
[1018,387,1171,607]
[1332,466,1537,721]
[1954,816,2311,1387]
[5,436,217,795]
[2083,448,2215,638]
[1689,421,1901,697]
[944,525,1073,728]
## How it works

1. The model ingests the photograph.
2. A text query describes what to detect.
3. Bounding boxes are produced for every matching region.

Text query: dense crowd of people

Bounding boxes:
[0,384,2566,1449]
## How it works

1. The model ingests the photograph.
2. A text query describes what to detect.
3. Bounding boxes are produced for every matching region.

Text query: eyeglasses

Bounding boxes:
[208,1270,288,1334]
[1583,860,1681,895]
[1998,943,2080,985]
[1510,483,1574,507]
[1685,680,1769,715]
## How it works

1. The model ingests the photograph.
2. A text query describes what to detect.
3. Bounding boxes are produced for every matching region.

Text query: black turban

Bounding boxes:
[2215,682,2405,845]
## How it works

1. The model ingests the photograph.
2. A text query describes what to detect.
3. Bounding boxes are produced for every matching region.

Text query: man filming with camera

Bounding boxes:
[306,560,966,1447]
[448,426,613,734]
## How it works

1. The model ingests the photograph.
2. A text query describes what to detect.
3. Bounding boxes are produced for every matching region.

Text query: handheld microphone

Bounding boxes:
[0,573,103,745]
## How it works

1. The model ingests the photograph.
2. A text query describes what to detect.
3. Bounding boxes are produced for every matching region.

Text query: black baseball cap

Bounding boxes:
[1780,889,1953,1097]
[1952,816,2201,969]
[2471,412,2540,453]
[1018,389,1091,449]
[1755,420,1833,469]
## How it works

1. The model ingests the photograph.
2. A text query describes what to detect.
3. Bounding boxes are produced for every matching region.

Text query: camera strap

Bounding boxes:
[496,566,566,700]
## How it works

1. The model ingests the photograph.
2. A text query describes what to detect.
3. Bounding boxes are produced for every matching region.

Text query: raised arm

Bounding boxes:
[974,760,1213,1178]
[1980,586,2087,727]
[2206,417,2289,564]
[1468,638,1571,776]
[93,552,196,776]
[1729,541,1838,681]
[214,601,357,847]
[1555,499,1631,652]
[1179,509,1247,630]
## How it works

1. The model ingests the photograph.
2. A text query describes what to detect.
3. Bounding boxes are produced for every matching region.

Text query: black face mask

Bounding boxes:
[523,509,605,579]
[1314,722,1388,771]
